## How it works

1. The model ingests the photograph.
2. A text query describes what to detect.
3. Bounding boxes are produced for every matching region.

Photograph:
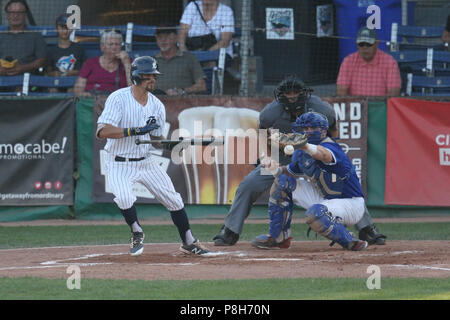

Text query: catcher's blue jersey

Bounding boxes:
[287,141,364,199]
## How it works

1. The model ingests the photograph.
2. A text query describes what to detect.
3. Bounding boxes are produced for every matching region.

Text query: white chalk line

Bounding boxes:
[390,264,450,271]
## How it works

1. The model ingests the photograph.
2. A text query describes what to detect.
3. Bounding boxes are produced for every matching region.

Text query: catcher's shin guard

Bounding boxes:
[268,174,296,242]
[305,204,364,250]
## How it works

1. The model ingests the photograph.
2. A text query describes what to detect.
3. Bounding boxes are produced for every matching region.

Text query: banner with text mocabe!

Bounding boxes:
[0,98,75,206]
[385,98,450,206]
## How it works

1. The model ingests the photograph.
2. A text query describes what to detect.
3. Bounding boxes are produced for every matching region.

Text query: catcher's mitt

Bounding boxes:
[270,131,308,150]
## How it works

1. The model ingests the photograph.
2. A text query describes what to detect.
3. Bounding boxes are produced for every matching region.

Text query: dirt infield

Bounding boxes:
[1,240,449,280]
[2,216,450,226]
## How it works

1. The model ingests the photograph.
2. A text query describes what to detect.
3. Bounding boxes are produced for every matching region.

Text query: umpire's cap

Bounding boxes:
[130,56,161,85]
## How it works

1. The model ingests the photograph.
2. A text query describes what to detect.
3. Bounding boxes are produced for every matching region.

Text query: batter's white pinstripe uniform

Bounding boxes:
[97,87,184,211]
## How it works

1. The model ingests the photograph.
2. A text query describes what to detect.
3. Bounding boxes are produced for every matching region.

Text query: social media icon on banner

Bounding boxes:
[54,181,62,190]
[44,181,52,190]
[34,182,42,190]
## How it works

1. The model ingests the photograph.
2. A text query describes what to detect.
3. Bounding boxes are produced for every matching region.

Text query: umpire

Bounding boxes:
[212,75,386,246]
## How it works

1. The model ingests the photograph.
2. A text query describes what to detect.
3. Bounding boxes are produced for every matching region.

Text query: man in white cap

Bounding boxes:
[336,26,401,97]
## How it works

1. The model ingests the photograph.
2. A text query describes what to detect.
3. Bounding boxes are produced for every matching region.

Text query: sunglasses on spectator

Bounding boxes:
[6,10,26,15]
[358,42,374,48]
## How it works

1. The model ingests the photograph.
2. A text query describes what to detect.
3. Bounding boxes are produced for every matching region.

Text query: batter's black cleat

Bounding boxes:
[359,225,387,246]
[130,232,145,256]
[180,240,211,256]
[213,225,239,246]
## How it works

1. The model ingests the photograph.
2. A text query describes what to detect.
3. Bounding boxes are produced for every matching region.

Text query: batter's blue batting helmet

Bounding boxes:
[292,112,329,145]
[130,56,161,85]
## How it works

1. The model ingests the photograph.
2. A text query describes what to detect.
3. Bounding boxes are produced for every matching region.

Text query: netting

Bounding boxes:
[0,0,449,97]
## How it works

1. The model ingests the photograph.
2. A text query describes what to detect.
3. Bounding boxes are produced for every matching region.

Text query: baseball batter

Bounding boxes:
[96,56,210,256]
[252,112,368,251]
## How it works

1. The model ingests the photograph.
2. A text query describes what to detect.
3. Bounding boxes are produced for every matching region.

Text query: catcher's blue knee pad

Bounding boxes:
[305,204,353,249]
[268,174,296,240]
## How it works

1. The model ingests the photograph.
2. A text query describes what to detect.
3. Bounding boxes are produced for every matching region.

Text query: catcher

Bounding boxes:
[252,112,368,251]
[213,75,386,247]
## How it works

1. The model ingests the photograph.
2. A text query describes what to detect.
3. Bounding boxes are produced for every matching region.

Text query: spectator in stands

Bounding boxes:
[442,14,450,44]
[153,25,206,95]
[0,0,46,76]
[336,27,401,97]
[74,30,131,97]
[46,14,86,78]
[178,0,234,65]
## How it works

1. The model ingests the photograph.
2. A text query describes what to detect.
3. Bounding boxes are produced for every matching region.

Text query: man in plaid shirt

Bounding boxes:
[336,27,401,97]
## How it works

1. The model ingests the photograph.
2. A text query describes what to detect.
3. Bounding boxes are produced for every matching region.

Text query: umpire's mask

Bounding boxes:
[274,75,313,114]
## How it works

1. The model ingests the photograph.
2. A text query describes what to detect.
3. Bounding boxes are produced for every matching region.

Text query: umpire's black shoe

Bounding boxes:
[359,225,386,246]
[212,225,239,246]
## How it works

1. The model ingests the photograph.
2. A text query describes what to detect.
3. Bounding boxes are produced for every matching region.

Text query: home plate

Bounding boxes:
[201,251,247,257]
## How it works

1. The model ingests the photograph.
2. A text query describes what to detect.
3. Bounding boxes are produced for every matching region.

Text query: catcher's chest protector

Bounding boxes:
[294,148,350,200]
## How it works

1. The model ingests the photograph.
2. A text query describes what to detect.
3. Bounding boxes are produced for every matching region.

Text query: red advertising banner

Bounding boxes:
[385,98,450,206]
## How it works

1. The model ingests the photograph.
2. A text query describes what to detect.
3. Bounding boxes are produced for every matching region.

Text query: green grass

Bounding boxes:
[0,222,449,249]
[0,277,449,300]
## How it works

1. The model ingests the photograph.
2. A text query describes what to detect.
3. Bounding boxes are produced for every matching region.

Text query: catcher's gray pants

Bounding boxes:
[224,165,374,235]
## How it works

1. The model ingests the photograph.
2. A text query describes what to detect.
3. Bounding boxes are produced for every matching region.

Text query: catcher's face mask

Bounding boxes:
[292,112,328,145]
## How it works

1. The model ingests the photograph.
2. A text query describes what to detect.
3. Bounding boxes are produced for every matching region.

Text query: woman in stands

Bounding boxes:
[74,30,131,97]
[177,0,235,65]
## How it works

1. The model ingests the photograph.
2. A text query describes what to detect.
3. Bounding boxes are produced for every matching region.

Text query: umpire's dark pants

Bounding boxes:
[224,165,374,235]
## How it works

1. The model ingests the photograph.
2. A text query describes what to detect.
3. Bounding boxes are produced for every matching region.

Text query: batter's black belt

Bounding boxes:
[114,156,145,162]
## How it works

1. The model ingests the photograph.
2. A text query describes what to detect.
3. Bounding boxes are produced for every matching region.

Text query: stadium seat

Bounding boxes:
[406,73,450,96]
[390,23,446,52]
[0,75,24,96]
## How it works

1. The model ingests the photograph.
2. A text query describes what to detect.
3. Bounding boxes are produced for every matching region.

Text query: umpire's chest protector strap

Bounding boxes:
[295,148,349,199]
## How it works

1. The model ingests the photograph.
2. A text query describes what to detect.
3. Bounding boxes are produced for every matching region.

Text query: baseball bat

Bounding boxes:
[135,137,222,146]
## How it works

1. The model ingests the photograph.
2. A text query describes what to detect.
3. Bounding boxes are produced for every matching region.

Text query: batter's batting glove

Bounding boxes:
[124,123,160,137]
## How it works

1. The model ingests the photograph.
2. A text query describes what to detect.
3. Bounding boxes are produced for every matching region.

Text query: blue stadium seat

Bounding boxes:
[203,67,214,94]
[390,23,446,51]
[407,74,450,96]
[0,75,24,96]
[28,75,77,88]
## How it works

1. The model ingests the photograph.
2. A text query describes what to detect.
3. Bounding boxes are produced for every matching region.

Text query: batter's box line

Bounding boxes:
[390,264,450,272]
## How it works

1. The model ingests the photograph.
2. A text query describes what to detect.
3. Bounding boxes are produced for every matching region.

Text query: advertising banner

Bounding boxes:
[385,98,450,206]
[0,98,75,205]
[92,96,368,205]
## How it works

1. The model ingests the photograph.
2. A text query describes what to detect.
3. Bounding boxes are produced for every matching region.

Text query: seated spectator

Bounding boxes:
[0,0,46,76]
[153,25,206,96]
[178,0,234,66]
[336,27,401,97]
[442,14,450,44]
[74,30,131,97]
[46,14,86,78]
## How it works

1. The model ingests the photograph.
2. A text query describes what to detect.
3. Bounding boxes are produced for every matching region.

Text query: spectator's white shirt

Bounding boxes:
[180,0,235,57]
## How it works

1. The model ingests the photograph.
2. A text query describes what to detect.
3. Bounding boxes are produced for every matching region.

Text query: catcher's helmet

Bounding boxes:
[292,112,328,145]
[274,75,313,114]
[130,56,161,85]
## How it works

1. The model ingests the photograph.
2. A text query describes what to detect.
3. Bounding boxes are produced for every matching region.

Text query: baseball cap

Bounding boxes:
[155,24,177,35]
[356,27,377,44]
[55,13,69,26]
